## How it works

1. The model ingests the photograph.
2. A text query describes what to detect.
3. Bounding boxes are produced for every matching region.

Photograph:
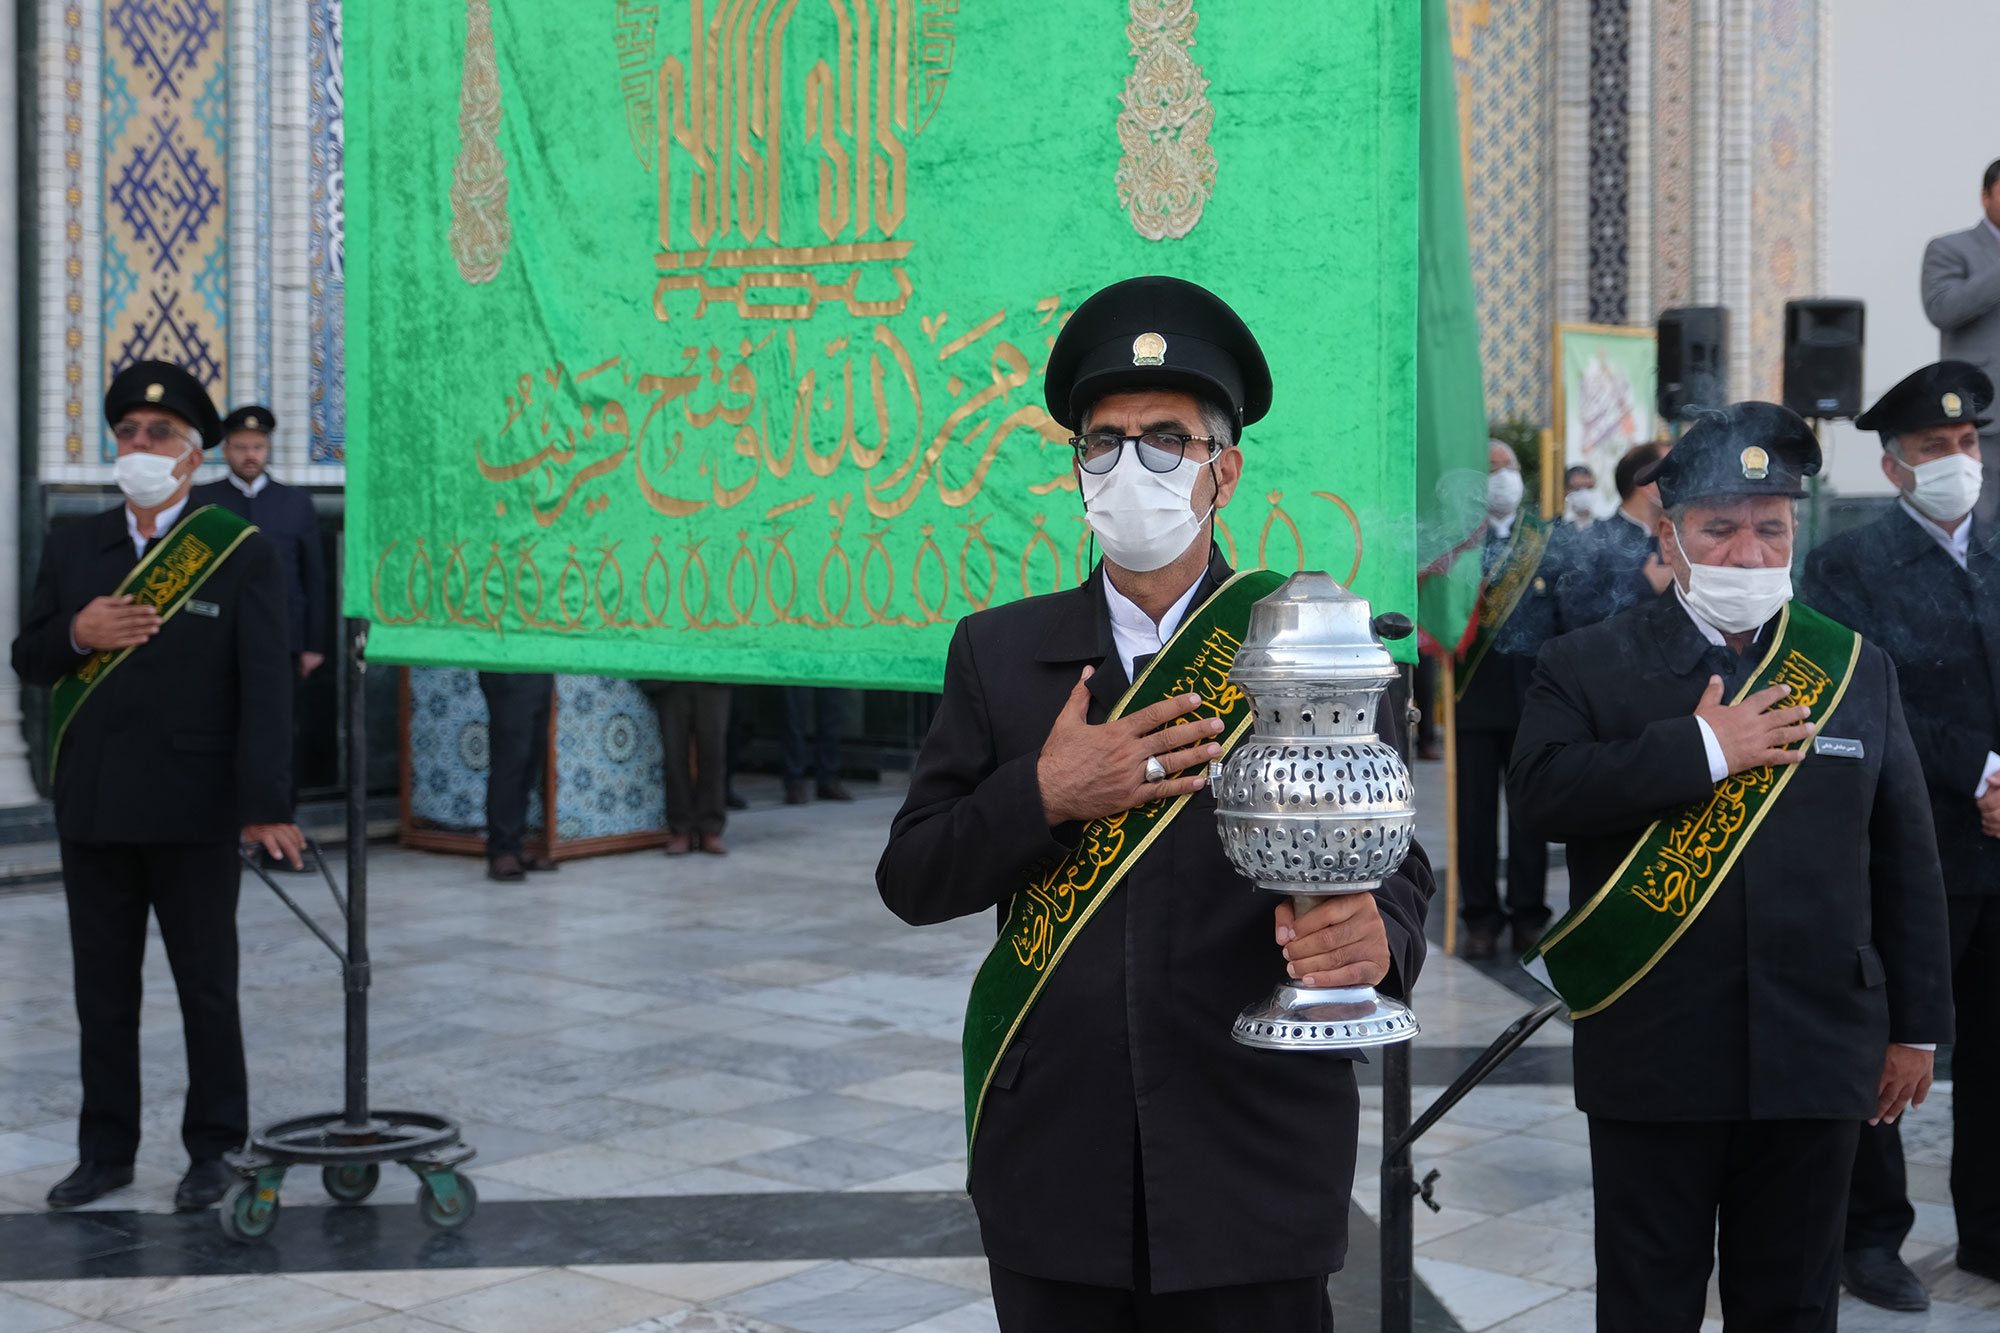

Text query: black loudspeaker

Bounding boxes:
[1782,299,1865,419]
[1657,306,1730,421]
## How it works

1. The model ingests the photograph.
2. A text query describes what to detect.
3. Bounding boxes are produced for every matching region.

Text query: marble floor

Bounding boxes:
[0,763,1988,1331]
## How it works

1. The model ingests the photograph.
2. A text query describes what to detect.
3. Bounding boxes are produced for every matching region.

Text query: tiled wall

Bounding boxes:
[35,0,329,484]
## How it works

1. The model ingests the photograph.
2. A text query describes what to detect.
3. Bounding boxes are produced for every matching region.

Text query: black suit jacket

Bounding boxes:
[877,550,1433,1291]
[1801,507,2000,898]
[1457,522,1562,732]
[1507,593,1954,1121]
[1553,510,1662,633]
[12,505,294,842]
[190,477,327,655]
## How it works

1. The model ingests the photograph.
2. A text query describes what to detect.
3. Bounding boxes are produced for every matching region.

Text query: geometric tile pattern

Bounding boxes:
[1748,0,1818,401]
[58,3,97,462]
[1457,0,1555,422]
[308,0,345,463]
[406,670,667,842]
[1586,0,1630,325]
[102,0,229,433]
[1650,0,1693,314]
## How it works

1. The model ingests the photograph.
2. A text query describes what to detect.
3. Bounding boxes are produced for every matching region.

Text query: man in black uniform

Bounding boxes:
[1800,361,2000,1306]
[1508,402,1955,1332]
[877,276,1433,1330]
[192,407,328,852]
[13,362,303,1212]
[1554,438,1671,633]
[1455,440,1555,959]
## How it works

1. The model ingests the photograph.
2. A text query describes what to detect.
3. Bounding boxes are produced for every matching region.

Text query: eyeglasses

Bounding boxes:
[1069,432,1221,476]
[112,420,194,446]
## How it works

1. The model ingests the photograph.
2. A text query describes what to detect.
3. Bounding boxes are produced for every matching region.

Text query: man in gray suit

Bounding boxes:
[1923,158,2000,521]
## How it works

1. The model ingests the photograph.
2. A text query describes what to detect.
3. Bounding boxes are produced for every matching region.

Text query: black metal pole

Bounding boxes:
[342,616,370,1130]
[1381,1038,1414,1333]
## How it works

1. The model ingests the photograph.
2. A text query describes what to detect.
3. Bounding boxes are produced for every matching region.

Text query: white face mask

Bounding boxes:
[1566,490,1593,516]
[1080,445,1216,573]
[1670,524,1793,634]
[114,446,191,509]
[1487,468,1524,518]
[1899,451,1983,523]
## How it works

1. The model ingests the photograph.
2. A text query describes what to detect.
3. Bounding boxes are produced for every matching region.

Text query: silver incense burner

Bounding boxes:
[1215,572,1420,1050]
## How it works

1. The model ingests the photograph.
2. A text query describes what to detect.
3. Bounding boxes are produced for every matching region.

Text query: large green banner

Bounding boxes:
[346,2,1419,687]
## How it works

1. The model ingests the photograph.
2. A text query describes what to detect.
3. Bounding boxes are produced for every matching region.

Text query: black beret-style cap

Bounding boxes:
[1854,360,1994,437]
[104,360,222,448]
[1635,401,1822,508]
[222,404,278,436]
[1043,275,1272,433]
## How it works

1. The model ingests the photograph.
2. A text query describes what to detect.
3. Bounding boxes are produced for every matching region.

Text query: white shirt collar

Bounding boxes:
[1103,568,1206,683]
[1487,512,1516,541]
[1897,497,1972,569]
[126,494,191,557]
[1616,507,1653,535]
[1671,582,1771,650]
[227,470,270,498]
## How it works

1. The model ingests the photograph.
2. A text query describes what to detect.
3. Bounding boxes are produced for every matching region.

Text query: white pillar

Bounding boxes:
[0,12,42,805]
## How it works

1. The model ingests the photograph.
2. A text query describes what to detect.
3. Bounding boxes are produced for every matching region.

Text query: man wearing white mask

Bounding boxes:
[1802,361,2000,1308]
[878,276,1433,1328]
[12,361,301,1214]
[1509,401,1954,1332]
[1453,440,1556,959]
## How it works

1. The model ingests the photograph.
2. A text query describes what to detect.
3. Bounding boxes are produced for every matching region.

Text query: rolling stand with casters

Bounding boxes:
[220,618,477,1244]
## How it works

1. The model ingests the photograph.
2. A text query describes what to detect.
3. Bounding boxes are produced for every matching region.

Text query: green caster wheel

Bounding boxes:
[219,1179,280,1244]
[415,1172,477,1230]
[322,1162,380,1205]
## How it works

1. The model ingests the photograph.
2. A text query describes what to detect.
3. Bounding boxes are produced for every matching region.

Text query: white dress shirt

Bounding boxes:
[125,495,190,559]
[1487,511,1517,542]
[1103,568,1205,683]
[226,470,270,499]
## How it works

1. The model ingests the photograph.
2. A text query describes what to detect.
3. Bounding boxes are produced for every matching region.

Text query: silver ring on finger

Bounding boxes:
[1143,756,1168,784]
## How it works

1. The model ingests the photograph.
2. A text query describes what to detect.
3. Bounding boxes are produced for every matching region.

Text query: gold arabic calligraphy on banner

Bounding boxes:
[1630,649,1834,917]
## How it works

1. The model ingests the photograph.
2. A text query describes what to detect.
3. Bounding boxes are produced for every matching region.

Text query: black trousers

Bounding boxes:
[1454,727,1548,931]
[1848,893,2000,1262]
[1589,1116,1859,1332]
[782,685,848,784]
[651,681,730,836]
[60,840,247,1164]
[478,672,552,859]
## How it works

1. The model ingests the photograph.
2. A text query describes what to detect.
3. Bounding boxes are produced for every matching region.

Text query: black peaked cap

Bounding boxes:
[104,361,222,448]
[1635,401,1822,507]
[1044,276,1272,433]
[221,404,279,436]
[1854,361,1994,437]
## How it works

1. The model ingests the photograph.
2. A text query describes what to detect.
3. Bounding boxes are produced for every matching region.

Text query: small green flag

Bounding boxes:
[1414,0,1489,658]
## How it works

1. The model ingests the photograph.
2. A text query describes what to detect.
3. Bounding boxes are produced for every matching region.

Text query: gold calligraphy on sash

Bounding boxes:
[1629,649,1834,916]
[450,0,511,284]
[1006,624,1245,970]
[74,532,217,686]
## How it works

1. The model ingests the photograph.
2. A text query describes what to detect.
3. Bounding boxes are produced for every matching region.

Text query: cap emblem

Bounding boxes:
[1740,446,1769,480]
[246,415,261,429]
[144,383,164,402]
[1131,332,1167,367]
[1944,392,1963,418]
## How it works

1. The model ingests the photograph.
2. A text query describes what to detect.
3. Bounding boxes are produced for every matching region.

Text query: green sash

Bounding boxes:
[1521,602,1861,1017]
[1456,513,1550,698]
[49,504,258,775]
[961,568,1287,1159]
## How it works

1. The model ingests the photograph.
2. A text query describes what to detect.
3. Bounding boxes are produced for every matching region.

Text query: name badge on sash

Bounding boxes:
[187,599,221,618]
[1812,736,1862,759]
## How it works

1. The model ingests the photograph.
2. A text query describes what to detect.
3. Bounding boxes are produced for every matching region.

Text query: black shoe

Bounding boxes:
[487,854,526,883]
[1959,1246,2000,1283]
[817,780,855,802]
[725,790,748,811]
[174,1158,235,1212]
[1511,922,1544,956]
[46,1160,134,1209]
[784,781,811,805]
[1842,1246,1929,1311]
[1461,928,1498,961]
